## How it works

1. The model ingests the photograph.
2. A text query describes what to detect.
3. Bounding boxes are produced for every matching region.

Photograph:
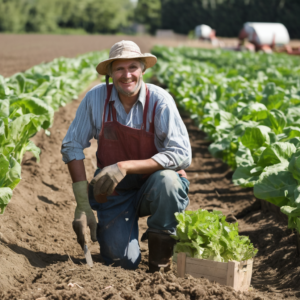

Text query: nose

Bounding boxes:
[123,68,132,78]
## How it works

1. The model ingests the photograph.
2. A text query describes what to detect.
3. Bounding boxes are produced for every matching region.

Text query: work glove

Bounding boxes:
[90,163,126,197]
[72,181,97,249]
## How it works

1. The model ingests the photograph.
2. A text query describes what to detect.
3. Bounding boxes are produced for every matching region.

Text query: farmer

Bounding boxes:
[61,40,191,271]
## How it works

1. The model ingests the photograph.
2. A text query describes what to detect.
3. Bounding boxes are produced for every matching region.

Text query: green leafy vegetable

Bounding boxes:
[0,50,109,213]
[152,45,300,234]
[172,209,257,262]
[0,187,12,214]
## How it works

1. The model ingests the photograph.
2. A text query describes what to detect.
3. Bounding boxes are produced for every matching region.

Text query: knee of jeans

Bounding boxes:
[147,170,189,211]
[152,170,177,187]
[151,170,183,194]
[102,239,141,270]
[102,254,141,270]
[124,238,141,268]
[121,254,141,270]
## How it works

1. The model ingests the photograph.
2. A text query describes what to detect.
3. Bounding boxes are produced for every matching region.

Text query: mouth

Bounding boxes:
[114,75,142,97]
[120,79,135,86]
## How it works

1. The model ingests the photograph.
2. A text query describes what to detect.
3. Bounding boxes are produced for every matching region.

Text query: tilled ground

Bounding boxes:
[0,33,216,78]
[1,34,300,78]
[0,263,266,300]
[0,34,300,300]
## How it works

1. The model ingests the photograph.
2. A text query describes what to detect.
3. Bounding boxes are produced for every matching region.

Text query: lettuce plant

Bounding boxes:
[172,209,257,262]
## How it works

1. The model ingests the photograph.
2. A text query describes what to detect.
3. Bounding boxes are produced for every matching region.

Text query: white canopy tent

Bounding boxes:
[242,22,290,46]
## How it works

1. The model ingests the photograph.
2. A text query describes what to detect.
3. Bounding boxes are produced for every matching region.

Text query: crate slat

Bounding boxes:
[186,257,228,270]
[188,273,227,286]
[226,261,239,289]
[177,252,186,277]
[186,262,228,278]
[240,259,253,290]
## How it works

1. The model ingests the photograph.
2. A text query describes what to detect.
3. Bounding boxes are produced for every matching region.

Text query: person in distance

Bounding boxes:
[61,40,191,271]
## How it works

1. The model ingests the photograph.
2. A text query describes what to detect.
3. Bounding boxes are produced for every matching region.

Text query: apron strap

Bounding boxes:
[102,84,114,124]
[111,101,117,121]
[108,102,113,122]
[149,101,158,134]
[142,84,150,130]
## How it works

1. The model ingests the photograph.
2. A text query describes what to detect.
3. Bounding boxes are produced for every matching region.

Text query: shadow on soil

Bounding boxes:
[6,244,88,268]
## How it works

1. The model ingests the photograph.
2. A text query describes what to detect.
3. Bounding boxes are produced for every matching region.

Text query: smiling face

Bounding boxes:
[111,59,144,97]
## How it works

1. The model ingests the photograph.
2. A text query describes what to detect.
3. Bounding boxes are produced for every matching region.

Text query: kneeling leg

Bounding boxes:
[138,170,190,271]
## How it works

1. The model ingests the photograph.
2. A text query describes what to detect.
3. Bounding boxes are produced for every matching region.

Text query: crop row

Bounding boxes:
[0,51,107,214]
[151,46,300,234]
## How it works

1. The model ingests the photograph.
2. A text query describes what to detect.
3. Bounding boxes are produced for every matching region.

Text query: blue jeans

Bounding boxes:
[88,169,189,270]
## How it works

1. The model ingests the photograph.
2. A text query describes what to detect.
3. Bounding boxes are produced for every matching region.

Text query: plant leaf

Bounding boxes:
[0,187,12,214]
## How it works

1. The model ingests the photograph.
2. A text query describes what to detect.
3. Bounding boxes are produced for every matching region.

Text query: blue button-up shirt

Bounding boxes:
[61,82,191,170]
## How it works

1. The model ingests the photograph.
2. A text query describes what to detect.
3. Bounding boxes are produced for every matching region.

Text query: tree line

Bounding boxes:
[136,0,300,39]
[0,0,299,39]
[0,0,134,34]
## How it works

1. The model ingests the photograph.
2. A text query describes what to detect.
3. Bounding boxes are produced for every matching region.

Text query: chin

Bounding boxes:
[115,76,142,97]
[123,88,134,94]
[123,90,136,97]
[118,84,140,96]
[122,85,136,93]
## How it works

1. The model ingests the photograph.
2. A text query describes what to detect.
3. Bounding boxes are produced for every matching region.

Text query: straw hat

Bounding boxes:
[96,40,157,75]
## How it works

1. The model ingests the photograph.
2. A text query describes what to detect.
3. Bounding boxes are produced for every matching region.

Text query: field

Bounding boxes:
[0,34,300,300]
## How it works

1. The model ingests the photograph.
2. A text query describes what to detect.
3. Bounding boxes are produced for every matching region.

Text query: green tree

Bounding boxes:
[25,0,59,32]
[0,0,30,32]
[0,0,135,34]
[135,0,161,34]
[82,0,133,33]
[56,0,84,29]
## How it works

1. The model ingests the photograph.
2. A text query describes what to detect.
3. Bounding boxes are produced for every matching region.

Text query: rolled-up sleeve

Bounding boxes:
[61,92,96,163]
[152,97,192,171]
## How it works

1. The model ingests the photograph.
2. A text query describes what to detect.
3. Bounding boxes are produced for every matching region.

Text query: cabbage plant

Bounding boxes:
[0,51,108,214]
[152,45,300,234]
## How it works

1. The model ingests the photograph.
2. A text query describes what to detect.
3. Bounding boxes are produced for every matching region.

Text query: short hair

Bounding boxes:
[106,58,146,77]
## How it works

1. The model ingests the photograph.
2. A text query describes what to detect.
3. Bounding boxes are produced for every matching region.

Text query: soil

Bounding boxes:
[1,33,299,78]
[0,33,215,78]
[0,34,300,300]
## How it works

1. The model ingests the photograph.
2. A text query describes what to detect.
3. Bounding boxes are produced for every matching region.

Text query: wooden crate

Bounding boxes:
[177,252,253,291]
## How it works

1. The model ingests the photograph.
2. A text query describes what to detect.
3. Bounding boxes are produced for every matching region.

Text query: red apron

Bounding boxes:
[96,84,158,183]
[96,84,186,203]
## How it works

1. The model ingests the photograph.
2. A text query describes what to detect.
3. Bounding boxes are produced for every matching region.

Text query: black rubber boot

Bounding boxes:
[148,231,177,273]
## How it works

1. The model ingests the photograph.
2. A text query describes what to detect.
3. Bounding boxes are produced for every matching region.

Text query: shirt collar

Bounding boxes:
[110,81,146,109]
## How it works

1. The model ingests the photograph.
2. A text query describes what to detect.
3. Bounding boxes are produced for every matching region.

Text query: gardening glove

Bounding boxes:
[90,163,126,197]
[72,181,97,250]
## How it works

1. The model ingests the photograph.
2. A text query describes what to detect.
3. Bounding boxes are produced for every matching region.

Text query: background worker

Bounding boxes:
[61,40,192,271]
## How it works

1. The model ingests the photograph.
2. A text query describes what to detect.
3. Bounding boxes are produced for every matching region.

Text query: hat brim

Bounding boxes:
[96,53,157,75]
